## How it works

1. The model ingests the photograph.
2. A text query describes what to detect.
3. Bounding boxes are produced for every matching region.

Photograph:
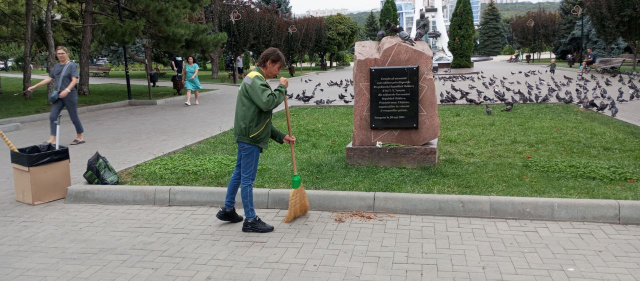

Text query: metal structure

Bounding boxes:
[230,10,241,84]
[571,3,584,64]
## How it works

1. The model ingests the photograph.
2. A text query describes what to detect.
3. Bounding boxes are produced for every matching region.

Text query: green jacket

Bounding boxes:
[234,67,287,150]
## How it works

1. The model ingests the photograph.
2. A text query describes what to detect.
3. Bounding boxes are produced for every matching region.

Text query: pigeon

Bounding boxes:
[502,105,513,112]
[596,101,608,112]
[377,30,386,40]
[386,20,403,33]
[485,104,492,115]
[610,101,619,117]
[398,30,415,46]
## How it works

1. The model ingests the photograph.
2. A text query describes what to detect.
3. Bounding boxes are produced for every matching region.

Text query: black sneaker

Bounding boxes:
[242,217,274,233]
[216,207,243,223]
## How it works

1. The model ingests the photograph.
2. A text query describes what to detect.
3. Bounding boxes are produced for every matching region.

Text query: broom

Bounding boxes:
[282,97,310,223]
[0,130,18,152]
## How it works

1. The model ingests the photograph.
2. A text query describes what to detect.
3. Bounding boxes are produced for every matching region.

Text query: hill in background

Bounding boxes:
[494,2,560,19]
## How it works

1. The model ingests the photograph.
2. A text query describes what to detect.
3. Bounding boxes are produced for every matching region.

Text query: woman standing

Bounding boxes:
[27,46,85,145]
[182,56,202,106]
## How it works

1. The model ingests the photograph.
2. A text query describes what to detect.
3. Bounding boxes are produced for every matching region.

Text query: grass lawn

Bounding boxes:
[120,105,640,200]
[0,77,178,119]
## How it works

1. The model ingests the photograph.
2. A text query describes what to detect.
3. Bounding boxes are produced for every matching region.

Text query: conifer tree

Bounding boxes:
[364,11,380,40]
[379,0,399,35]
[448,0,475,68]
[477,1,504,56]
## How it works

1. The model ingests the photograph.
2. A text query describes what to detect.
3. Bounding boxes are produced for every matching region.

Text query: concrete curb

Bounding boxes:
[0,123,22,133]
[0,91,218,125]
[66,184,640,225]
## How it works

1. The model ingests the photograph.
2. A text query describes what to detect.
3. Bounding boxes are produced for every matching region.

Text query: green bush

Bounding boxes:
[448,0,475,68]
[501,45,515,55]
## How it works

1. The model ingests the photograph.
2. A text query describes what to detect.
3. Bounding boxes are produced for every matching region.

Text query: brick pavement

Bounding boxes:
[2,61,640,281]
[1,201,640,281]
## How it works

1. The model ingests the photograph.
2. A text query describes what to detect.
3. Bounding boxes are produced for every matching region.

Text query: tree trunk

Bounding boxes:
[329,53,335,68]
[208,0,222,80]
[125,49,146,64]
[144,43,153,99]
[0,74,3,95]
[632,41,638,72]
[209,48,222,79]
[45,0,56,95]
[78,0,94,95]
[23,0,33,97]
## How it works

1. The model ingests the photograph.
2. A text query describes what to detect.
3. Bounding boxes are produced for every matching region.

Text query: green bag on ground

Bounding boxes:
[83,152,119,185]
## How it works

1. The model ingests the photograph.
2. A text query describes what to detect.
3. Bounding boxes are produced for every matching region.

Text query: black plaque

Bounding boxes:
[370,66,419,129]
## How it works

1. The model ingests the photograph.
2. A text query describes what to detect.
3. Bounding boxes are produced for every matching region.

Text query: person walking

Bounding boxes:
[548,59,557,75]
[236,54,244,79]
[182,56,202,106]
[27,46,85,145]
[171,55,184,76]
[216,47,295,233]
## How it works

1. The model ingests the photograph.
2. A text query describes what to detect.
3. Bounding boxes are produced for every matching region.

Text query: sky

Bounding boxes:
[290,0,381,15]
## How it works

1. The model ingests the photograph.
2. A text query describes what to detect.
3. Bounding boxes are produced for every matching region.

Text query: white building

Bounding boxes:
[305,9,349,17]
[441,0,482,28]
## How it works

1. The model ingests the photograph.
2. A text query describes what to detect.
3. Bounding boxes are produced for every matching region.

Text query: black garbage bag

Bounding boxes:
[10,144,70,167]
[83,152,119,185]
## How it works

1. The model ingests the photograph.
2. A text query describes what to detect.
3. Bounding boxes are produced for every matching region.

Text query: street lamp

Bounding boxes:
[571,3,583,65]
[287,24,297,77]
[526,19,535,63]
[229,9,241,84]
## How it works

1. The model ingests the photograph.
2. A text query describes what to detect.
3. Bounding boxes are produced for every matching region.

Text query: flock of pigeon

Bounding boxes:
[437,70,640,117]
[287,77,356,105]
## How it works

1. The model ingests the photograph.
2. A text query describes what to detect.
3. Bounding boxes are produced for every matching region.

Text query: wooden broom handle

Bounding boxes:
[283,97,297,175]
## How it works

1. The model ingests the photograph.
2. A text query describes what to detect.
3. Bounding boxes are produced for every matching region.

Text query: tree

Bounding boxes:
[584,0,640,70]
[311,17,329,66]
[95,0,226,98]
[448,0,474,68]
[325,14,358,68]
[609,0,640,71]
[477,1,504,56]
[259,0,291,17]
[78,0,93,96]
[379,0,398,35]
[23,0,33,94]
[552,0,580,59]
[364,11,379,41]
[584,0,621,57]
[45,0,55,95]
[511,9,559,60]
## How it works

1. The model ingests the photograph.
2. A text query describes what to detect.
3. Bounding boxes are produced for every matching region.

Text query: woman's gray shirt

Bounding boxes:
[49,62,79,92]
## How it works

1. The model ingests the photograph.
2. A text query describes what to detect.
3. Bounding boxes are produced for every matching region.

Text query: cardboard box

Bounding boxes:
[12,159,71,205]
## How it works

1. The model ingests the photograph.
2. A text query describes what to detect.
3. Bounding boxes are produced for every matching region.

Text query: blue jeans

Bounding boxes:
[224,142,261,220]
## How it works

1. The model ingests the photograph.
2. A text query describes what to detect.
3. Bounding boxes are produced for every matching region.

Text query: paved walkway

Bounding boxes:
[2,62,640,280]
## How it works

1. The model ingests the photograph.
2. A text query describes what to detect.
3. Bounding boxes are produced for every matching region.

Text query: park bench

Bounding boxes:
[89,65,112,77]
[619,54,640,69]
[590,58,625,75]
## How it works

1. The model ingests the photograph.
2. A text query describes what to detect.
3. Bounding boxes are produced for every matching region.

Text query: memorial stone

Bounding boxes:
[346,36,440,168]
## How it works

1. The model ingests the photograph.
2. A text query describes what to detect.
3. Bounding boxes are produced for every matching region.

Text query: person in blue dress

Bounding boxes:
[182,56,202,106]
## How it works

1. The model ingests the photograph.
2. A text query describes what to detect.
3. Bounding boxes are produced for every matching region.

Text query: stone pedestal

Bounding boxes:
[346,37,440,168]
[346,139,438,168]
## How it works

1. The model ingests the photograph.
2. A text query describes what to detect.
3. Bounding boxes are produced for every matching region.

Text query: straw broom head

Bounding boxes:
[282,175,309,223]
[0,130,18,152]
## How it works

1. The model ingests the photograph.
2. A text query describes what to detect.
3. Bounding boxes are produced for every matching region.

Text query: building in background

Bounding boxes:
[306,9,349,17]
[441,0,482,28]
